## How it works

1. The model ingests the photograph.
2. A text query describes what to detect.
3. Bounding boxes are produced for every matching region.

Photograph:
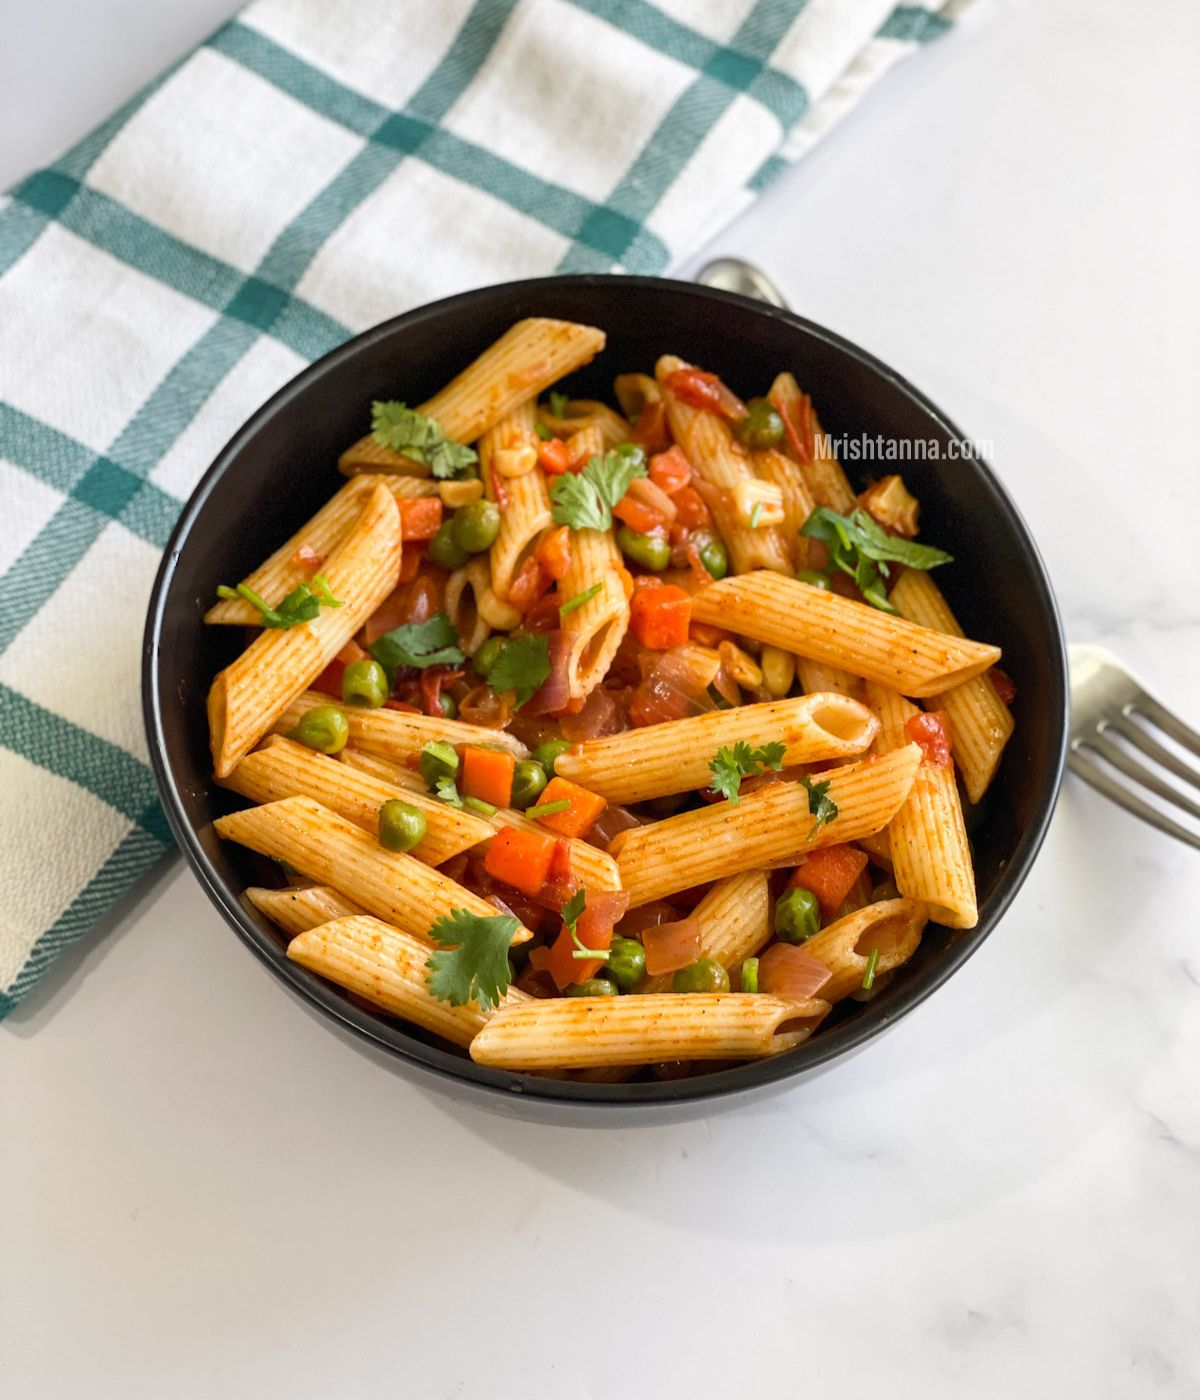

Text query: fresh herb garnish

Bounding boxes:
[424,907,521,1010]
[463,795,497,817]
[559,582,602,617]
[535,421,553,441]
[487,634,551,710]
[549,391,570,419]
[370,401,478,480]
[708,741,788,804]
[549,450,647,532]
[861,946,880,991]
[799,774,838,836]
[741,956,759,994]
[433,775,464,808]
[368,613,464,683]
[216,576,342,630]
[749,502,763,529]
[562,888,586,935]
[532,799,571,820]
[800,506,952,613]
[561,888,608,962]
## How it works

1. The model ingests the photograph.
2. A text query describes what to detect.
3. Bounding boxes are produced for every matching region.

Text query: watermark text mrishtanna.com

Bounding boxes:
[816,433,993,462]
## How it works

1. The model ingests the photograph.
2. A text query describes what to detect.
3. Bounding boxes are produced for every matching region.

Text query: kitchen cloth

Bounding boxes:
[0,0,972,1016]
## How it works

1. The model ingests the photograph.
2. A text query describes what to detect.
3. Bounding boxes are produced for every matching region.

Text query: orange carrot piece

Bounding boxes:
[630,584,692,650]
[461,745,516,809]
[536,525,573,582]
[484,826,556,896]
[397,497,443,541]
[788,845,870,921]
[530,775,608,839]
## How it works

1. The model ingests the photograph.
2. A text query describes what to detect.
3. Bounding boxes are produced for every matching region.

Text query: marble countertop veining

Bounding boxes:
[3,0,1199,1396]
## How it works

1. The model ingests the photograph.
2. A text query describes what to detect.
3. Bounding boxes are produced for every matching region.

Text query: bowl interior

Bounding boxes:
[145,276,1067,1113]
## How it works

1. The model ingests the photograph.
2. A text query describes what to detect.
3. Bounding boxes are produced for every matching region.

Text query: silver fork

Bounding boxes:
[1069,645,1200,849]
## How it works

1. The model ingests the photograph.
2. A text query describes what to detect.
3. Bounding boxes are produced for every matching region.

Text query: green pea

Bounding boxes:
[473,635,505,679]
[429,520,470,570]
[568,977,619,997]
[735,398,785,449]
[378,799,427,853]
[612,441,647,472]
[418,739,458,787]
[531,738,572,776]
[437,692,458,719]
[617,525,671,572]
[605,937,646,992]
[340,658,388,709]
[451,499,501,554]
[871,879,901,902]
[795,569,831,590]
[774,887,821,943]
[691,529,728,582]
[290,705,349,755]
[510,759,548,809]
[672,957,731,994]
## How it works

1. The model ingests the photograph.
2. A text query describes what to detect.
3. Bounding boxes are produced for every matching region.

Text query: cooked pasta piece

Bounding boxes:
[796,658,863,699]
[560,518,630,702]
[469,993,828,1070]
[888,568,1014,803]
[339,319,605,473]
[753,446,815,570]
[288,915,529,1048]
[768,371,855,512]
[276,691,528,759]
[214,796,533,944]
[208,485,402,778]
[246,883,365,936]
[692,571,1001,697]
[443,557,492,656]
[481,400,552,601]
[866,682,977,928]
[537,399,633,448]
[802,898,928,1002]
[639,870,774,992]
[205,474,434,625]
[222,737,493,865]
[611,745,922,907]
[657,356,791,575]
[856,827,893,871]
[554,693,879,803]
[338,748,622,891]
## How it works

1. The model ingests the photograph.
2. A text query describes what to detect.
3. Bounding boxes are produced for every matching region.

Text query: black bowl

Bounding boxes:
[143,275,1068,1120]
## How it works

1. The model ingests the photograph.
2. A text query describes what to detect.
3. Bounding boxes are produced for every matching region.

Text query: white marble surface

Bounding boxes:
[4,1,1199,1396]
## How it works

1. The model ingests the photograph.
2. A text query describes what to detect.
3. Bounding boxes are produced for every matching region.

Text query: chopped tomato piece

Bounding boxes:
[649,446,692,496]
[507,556,551,612]
[630,583,692,650]
[772,390,815,464]
[537,888,630,989]
[397,496,443,541]
[990,667,1017,706]
[397,542,426,583]
[671,485,712,530]
[382,698,421,713]
[419,666,462,718]
[613,496,669,536]
[461,745,516,809]
[664,368,746,421]
[538,438,572,475]
[530,775,607,839]
[536,525,572,582]
[906,711,953,768]
[789,845,870,921]
[484,826,556,896]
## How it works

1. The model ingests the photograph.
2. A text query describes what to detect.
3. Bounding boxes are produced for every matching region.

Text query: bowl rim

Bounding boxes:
[142,273,1069,1109]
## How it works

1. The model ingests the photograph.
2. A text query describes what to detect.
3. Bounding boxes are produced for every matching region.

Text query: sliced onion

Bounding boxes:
[615,900,682,936]
[559,685,624,742]
[457,684,512,728]
[588,802,641,848]
[642,917,702,976]
[523,630,573,716]
[759,943,832,1001]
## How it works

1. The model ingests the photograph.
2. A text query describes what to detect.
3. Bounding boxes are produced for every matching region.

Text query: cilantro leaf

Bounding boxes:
[370,401,478,480]
[549,391,569,419]
[800,506,952,613]
[487,634,551,710]
[549,450,648,532]
[708,741,787,804]
[425,907,520,1010]
[216,576,343,630]
[562,887,586,934]
[799,774,838,836]
[433,775,464,808]
[369,613,464,682]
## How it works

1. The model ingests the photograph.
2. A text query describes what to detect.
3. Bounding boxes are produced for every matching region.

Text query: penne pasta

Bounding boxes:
[222,736,494,865]
[205,474,433,626]
[246,883,365,937]
[796,658,863,700]
[276,691,528,760]
[692,571,1001,697]
[208,484,402,778]
[802,898,928,1002]
[469,993,828,1069]
[768,371,856,512]
[214,796,534,944]
[559,521,630,702]
[554,693,880,803]
[753,446,816,570]
[338,748,622,891]
[481,400,552,601]
[537,399,633,448]
[443,557,493,656]
[611,745,922,907]
[657,355,792,575]
[288,915,529,1048]
[638,870,774,993]
[339,319,606,474]
[865,682,977,928]
[888,569,1014,803]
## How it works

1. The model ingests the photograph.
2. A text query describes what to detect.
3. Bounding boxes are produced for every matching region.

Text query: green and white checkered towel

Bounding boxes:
[0,0,970,1018]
